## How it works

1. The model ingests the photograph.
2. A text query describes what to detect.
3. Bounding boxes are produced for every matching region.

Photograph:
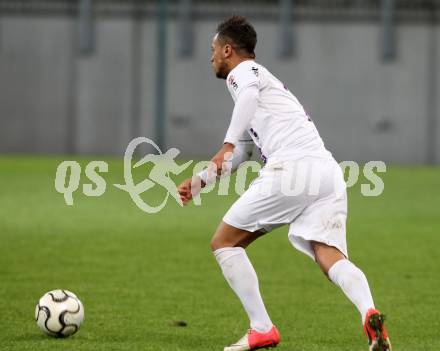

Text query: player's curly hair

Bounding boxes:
[216,15,257,58]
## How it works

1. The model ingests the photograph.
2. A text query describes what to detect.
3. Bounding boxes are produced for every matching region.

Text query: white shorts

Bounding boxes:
[223,157,348,260]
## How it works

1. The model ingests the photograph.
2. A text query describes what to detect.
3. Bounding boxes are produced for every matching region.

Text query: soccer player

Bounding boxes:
[177,16,391,351]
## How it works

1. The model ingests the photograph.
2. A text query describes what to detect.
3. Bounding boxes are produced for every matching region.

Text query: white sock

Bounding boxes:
[328,259,375,323]
[214,247,273,333]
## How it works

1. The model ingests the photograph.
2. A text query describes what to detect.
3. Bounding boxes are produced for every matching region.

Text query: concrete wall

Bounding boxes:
[75,19,134,155]
[0,17,74,153]
[0,15,438,163]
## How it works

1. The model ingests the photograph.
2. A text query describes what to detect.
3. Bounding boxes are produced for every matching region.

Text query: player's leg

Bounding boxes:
[215,165,313,350]
[312,242,391,350]
[287,158,390,350]
[210,220,266,250]
[311,241,375,321]
[211,221,273,332]
[212,221,281,351]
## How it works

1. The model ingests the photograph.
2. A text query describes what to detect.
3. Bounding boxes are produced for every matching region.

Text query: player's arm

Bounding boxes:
[200,83,259,183]
[177,137,254,205]
[197,137,253,186]
[178,84,259,205]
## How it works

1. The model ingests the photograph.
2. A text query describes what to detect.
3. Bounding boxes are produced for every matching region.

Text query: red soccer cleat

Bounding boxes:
[224,326,281,351]
[363,308,392,351]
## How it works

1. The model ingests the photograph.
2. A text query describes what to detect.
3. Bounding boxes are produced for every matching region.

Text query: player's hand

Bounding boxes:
[177,178,192,205]
[177,176,205,206]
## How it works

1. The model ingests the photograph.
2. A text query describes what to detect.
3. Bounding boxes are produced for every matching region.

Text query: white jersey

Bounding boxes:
[224,60,332,166]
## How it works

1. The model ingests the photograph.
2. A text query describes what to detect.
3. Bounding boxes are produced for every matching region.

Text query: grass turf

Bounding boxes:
[0,156,439,351]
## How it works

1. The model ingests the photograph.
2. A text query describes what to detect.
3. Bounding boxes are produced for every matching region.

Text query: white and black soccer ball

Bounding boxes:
[35,289,84,337]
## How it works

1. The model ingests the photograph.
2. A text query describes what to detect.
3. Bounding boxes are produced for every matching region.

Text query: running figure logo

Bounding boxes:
[114,137,193,213]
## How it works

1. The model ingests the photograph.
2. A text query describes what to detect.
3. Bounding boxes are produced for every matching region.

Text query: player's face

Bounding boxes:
[210,35,229,79]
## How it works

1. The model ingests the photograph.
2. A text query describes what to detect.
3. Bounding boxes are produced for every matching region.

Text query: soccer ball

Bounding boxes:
[35,289,84,337]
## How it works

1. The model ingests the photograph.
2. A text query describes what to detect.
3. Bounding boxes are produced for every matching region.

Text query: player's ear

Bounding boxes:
[223,44,233,58]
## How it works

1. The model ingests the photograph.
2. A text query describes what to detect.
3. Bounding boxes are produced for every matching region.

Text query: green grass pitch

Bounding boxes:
[0,156,439,350]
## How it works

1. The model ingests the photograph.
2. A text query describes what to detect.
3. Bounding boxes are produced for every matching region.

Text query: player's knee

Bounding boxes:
[210,234,241,251]
[210,238,219,251]
[210,236,222,251]
[312,242,346,276]
[316,258,330,277]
